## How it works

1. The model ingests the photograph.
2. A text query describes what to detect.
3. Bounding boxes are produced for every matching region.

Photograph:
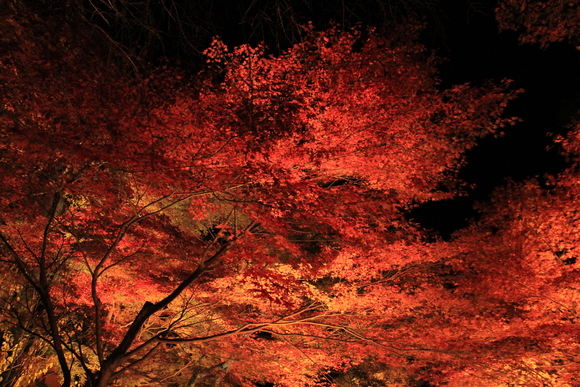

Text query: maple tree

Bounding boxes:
[0,2,525,387]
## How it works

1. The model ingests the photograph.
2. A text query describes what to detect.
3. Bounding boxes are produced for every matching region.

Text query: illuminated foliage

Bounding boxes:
[444,163,580,385]
[0,2,544,387]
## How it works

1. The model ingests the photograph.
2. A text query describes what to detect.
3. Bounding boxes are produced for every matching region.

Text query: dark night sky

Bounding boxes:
[409,0,580,238]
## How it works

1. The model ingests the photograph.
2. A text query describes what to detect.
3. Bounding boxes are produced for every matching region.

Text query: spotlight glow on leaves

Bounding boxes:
[3,3,578,387]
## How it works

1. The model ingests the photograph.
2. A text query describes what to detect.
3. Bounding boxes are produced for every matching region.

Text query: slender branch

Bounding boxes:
[11,309,53,347]
[263,330,360,343]
[40,192,61,264]
[37,192,72,387]
[16,229,39,264]
[0,194,72,386]
[155,307,406,356]
[0,232,41,291]
[116,343,161,377]
[99,247,143,277]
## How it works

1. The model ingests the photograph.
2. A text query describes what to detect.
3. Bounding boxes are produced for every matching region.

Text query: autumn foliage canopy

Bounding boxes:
[0,2,579,387]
